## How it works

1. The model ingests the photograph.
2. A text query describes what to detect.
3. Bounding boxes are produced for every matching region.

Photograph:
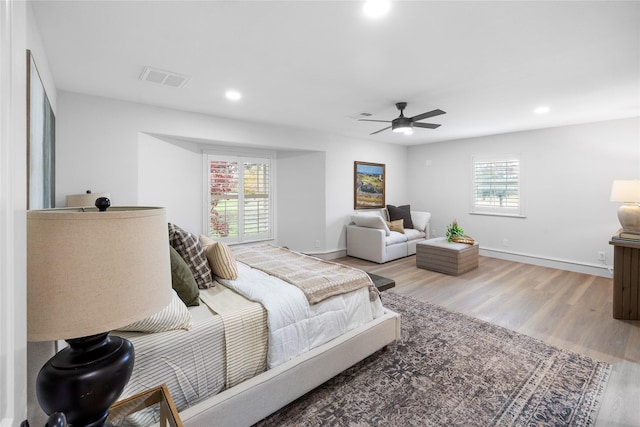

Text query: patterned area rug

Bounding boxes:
[255,292,611,427]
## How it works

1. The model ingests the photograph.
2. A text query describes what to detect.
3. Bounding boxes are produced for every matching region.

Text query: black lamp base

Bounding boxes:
[36,332,134,427]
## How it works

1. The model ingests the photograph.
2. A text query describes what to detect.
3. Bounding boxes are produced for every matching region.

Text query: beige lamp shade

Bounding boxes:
[27,206,172,341]
[610,180,640,203]
[66,192,110,207]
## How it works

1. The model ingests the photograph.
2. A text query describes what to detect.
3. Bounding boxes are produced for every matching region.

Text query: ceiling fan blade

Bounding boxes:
[413,122,441,129]
[370,126,392,135]
[410,109,446,122]
[358,119,391,123]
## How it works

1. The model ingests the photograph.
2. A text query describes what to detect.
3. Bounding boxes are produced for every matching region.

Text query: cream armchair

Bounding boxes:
[346,210,430,263]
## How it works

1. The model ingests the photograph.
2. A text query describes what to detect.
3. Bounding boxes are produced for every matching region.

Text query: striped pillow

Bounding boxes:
[116,291,193,333]
[200,236,238,280]
[168,223,213,289]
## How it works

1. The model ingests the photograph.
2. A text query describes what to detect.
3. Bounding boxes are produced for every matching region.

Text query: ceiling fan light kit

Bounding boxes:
[360,102,446,135]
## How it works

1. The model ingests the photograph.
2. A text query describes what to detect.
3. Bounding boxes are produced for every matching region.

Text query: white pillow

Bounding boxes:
[116,291,193,333]
[411,211,431,232]
[352,214,391,236]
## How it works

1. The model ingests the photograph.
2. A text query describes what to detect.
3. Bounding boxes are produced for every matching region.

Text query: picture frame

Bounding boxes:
[354,161,385,209]
[27,49,56,209]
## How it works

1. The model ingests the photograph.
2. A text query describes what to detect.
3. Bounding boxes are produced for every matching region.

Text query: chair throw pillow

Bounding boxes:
[387,204,414,229]
[169,246,200,306]
[168,223,214,289]
[386,219,405,234]
[200,235,239,280]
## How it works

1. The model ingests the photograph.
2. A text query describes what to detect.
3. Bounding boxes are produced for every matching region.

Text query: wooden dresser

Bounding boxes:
[609,238,640,320]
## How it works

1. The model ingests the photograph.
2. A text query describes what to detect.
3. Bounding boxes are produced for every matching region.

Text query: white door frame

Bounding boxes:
[0,0,27,425]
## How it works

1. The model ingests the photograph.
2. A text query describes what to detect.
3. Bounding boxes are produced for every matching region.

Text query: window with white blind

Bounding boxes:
[471,155,524,216]
[206,154,273,243]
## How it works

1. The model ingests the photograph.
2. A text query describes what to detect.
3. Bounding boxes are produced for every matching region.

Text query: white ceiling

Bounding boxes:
[31,0,640,146]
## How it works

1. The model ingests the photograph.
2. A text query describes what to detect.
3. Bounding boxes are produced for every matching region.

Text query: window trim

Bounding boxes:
[470,154,525,218]
[203,151,275,244]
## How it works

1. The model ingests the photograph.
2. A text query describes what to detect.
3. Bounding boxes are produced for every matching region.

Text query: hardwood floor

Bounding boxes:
[337,254,640,426]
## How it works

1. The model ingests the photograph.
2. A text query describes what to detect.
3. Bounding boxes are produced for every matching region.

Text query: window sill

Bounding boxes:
[469,212,526,219]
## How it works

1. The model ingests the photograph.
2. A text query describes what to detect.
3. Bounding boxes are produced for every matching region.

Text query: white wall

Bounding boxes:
[138,134,203,232]
[277,150,326,251]
[407,117,640,276]
[56,91,408,254]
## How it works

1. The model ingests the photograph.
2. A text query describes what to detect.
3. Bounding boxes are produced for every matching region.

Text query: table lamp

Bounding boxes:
[27,200,172,427]
[611,180,640,232]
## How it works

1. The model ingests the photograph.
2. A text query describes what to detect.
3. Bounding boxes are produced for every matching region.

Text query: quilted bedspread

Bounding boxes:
[232,243,379,304]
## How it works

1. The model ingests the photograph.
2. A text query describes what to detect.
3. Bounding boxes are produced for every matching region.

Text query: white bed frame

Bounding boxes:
[181,308,401,427]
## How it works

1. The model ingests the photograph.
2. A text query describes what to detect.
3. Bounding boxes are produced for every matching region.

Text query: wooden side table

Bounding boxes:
[367,272,395,292]
[109,384,183,427]
[609,238,640,320]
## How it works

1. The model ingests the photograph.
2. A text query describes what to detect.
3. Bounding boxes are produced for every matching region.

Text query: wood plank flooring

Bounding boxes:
[336,254,640,426]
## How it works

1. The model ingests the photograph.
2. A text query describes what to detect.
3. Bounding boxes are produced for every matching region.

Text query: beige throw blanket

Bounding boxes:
[232,243,379,304]
[199,285,268,388]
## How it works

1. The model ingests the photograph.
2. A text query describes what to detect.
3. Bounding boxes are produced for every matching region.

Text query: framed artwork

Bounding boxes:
[354,161,385,209]
[27,49,56,209]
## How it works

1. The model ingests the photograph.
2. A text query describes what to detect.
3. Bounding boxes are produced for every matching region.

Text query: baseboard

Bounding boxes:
[480,247,613,278]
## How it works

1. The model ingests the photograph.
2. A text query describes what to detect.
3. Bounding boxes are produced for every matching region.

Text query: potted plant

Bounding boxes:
[446,220,475,244]
[446,219,465,243]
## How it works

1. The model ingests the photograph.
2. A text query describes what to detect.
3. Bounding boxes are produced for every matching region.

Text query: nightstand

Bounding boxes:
[109,384,183,427]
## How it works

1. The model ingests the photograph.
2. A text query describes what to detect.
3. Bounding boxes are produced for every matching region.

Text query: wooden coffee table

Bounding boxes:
[416,237,479,276]
[367,272,396,292]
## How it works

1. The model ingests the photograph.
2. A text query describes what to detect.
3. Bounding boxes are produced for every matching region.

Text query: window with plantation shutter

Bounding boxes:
[472,155,524,216]
[206,154,273,243]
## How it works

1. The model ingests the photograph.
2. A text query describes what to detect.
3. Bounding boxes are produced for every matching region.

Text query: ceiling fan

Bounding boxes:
[359,102,446,135]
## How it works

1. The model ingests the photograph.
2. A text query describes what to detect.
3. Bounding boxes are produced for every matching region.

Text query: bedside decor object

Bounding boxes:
[66,190,110,207]
[27,203,172,426]
[611,180,640,232]
[354,161,385,209]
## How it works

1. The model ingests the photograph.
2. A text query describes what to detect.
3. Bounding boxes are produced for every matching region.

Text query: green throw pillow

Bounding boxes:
[170,246,200,306]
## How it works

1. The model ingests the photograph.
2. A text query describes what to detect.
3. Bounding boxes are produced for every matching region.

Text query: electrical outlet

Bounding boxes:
[598,251,606,262]
[314,240,321,248]
[503,238,509,247]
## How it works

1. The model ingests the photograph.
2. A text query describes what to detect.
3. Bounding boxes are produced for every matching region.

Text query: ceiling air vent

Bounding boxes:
[139,66,190,88]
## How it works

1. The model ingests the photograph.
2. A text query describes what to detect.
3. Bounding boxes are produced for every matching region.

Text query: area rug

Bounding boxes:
[254,292,611,427]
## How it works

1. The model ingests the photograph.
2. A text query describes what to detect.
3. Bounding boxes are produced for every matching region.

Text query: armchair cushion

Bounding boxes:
[404,228,426,241]
[386,231,408,246]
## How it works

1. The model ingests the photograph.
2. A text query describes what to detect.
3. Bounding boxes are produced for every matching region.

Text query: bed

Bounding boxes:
[116,231,401,427]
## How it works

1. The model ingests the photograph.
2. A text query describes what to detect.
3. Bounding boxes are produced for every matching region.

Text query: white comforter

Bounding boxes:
[217,261,384,368]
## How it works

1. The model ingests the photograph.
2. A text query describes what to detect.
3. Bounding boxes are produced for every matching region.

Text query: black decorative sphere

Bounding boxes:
[95,197,111,212]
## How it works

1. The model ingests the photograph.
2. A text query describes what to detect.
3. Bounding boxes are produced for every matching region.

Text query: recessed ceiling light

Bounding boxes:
[363,0,390,18]
[534,106,550,114]
[225,90,242,101]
